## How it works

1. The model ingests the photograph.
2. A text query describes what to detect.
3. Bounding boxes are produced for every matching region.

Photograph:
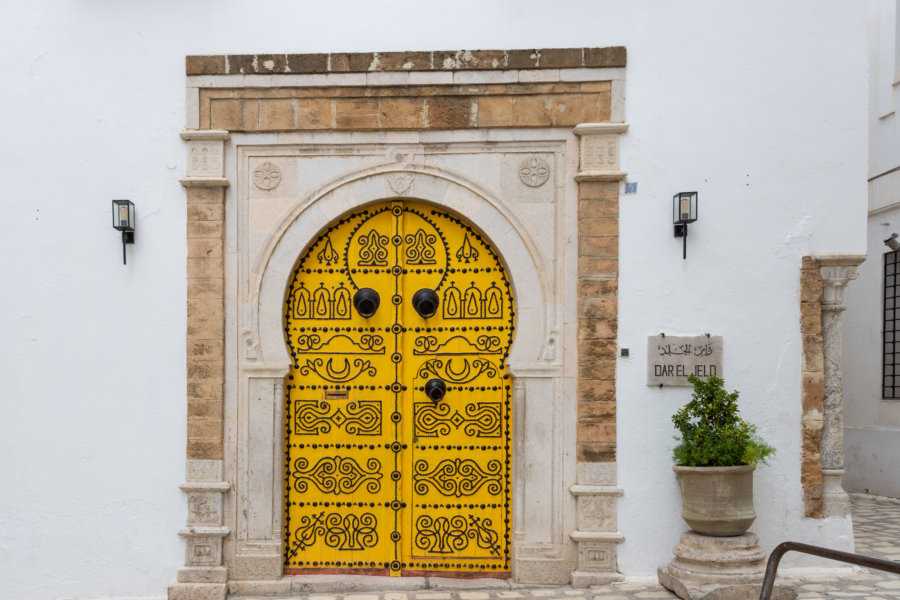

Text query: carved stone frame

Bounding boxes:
[171,50,628,599]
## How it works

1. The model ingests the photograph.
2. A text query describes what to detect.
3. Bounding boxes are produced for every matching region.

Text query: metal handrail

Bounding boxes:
[760,541,900,600]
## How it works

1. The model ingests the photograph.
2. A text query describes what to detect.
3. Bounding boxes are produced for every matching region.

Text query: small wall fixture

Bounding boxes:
[886,233,900,251]
[673,191,698,260]
[112,200,135,265]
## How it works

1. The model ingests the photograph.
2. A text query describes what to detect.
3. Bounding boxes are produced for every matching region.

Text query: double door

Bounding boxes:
[283,201,514,575]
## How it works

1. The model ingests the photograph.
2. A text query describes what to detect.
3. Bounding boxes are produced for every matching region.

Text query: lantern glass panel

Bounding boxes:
[112,200,134,231]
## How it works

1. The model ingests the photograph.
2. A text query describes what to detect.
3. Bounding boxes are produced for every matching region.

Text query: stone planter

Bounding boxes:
[674,464,756,536]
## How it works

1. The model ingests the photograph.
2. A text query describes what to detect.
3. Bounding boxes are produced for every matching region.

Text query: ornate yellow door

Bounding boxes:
[284,201,514,576]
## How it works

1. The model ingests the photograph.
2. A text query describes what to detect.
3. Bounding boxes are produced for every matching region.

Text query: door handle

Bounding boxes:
[353,287,380,317]
[424,378,446,403]
[412,288,439,318]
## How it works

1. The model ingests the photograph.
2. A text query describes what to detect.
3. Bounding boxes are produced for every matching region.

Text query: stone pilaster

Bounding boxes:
[571,123,627,587]
[170,130,231,600]
[815,254,865,518]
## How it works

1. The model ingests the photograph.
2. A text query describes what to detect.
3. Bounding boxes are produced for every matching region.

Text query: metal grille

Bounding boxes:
[884,251,900,398]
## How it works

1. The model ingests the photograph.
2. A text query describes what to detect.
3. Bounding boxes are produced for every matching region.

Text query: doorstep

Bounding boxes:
[228,575,517,597]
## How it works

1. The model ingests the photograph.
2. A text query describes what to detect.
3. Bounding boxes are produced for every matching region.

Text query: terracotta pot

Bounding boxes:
[673,464,756,536]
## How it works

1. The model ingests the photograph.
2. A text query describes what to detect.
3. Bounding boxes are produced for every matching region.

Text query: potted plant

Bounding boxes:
[671,375,774,536]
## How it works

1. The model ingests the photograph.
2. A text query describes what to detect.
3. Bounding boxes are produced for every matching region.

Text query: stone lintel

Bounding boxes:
[569,530,625,543]
[570,484,624,496]
[179,481,231,493]
[574,123,629,135]
[186,47,627,75]
[178,526,230,538]
[180,177,230,188]
[180,130,230,141]
[575,171,627,182]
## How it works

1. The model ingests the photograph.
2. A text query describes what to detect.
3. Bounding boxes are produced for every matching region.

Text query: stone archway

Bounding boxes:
[171,48,628,600]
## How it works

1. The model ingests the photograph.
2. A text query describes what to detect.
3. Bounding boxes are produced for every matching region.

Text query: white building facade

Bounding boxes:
[0,2,868,599]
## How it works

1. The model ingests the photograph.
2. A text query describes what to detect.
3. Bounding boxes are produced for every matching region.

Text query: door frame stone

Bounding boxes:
[170,48,628,600]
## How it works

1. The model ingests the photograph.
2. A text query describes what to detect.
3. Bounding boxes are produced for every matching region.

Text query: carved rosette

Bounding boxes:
[518,157,551,187]
[253,161,282,190]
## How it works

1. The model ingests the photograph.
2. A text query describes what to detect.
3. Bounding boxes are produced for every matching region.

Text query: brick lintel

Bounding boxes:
[187,47,626,76]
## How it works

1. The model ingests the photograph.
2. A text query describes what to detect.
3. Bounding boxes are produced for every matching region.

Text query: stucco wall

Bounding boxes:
[842,0,900,499]
[0,1,866,599]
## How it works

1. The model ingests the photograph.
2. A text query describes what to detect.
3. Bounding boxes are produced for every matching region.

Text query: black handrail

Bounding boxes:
[760,541,900,600]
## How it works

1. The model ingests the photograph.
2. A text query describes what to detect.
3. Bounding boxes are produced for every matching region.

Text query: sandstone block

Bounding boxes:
[188,417,223,440]
[296,99,333,129]
[579,277,618,298]
[187,204,224,222]
[187,439,224,460]
[188,239,223,259]
[185,187,224,205]
[578,338,617,361]
[186,56,226,76]
[579,235,618,257]
[578,217,618,236]
[578,317,617,340]
[580,297,618,320]
[426,97,473,128]
[577,400,616,422]
[188,278,225,300]
[187,257,225,280]
[286,53,329,73]
[578,181,619,201]
[801,371,825,414]
[187,298,224,339]
[584,47,627,68]
[476,96,515,127]
[188,398,224,419]
[578,379,616,403]
[577,442,616,463]
[187,220,224,239]
[579,359,616,380]
[258,99,295,130]
[335,99,380,129]
[187,340,225,361]
[579,256,619,277]
[381,98,425,129]
[377,51,433,71]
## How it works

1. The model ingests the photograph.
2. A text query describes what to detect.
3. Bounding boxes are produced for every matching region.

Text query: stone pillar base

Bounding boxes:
[821,469,851,517]
[167,582,227,600]
[571,570,624,587]
[658,531,796,600]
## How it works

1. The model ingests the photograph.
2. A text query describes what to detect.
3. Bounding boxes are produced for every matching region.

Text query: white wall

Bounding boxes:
[0,1,866,598]
[842,0,900,499]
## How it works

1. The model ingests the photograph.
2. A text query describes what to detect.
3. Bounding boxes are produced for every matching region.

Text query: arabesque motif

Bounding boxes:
[283,201,514,574]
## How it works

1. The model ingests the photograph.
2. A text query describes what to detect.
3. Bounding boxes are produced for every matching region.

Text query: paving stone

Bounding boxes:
[459,593,491,600]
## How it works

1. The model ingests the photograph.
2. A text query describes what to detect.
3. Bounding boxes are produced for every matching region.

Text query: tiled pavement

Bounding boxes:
[231,493,900,600]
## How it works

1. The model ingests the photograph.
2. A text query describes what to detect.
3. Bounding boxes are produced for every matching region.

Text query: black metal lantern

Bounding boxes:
[112,200,135,264]
[673,192,698,260]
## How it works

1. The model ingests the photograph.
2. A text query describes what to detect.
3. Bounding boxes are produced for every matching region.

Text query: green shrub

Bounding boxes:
[672,375,774,467]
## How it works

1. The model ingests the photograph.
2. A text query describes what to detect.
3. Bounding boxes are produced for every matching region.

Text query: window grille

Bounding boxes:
[884,250,900,398]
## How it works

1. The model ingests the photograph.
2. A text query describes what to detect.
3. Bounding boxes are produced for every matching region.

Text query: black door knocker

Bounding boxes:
[424,378,446,403]
[412,288,439,318]
[353,288,380,317]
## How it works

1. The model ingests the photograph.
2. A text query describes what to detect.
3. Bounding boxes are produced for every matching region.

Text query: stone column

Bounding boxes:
[816,254,866,518]
[571,123,627,587]
[169,130,232,600]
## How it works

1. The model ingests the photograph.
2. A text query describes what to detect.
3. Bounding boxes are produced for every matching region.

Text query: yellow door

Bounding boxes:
[284,201,514,576]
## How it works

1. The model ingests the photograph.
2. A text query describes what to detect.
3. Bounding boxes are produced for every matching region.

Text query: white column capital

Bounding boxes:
[815,254,866,309]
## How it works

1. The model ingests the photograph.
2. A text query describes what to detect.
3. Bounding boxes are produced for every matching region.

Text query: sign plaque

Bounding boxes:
[647,335,723,387]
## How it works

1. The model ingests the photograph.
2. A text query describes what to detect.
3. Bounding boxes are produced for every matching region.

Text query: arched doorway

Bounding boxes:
[283,200,515,577]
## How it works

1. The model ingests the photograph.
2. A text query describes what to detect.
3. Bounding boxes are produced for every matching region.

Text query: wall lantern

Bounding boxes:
[673,192,698,260]
[112,200,135,265]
